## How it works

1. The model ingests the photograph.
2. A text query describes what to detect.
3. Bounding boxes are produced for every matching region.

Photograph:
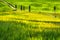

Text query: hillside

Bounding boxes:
[0,0,60,12]
[5,0,60,2]
[0,0,60,40]
[0,10,60,40]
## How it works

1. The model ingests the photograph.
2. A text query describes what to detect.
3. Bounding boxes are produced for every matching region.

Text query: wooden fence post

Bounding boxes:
[29,5,31,12]
[54,6,56,17]
[20,5,23,11]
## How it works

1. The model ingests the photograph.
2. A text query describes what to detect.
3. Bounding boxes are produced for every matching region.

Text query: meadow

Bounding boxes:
[1,0,60,12]
[0,0,60,40]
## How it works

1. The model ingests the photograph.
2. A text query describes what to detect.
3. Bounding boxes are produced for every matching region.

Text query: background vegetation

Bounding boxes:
[0,0,60,12]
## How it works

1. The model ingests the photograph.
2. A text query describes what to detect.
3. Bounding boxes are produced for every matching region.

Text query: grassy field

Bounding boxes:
[0,0,60,12]
[0,0,60,40]
[0,10,60,40]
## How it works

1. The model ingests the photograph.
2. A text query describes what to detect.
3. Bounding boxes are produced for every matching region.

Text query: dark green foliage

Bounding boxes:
[0,21,60,40]
[0,3,5,7]
[0,21,28,40]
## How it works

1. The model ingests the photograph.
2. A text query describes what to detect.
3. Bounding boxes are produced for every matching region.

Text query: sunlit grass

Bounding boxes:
[0,1,60,40]
[0,10,60,28]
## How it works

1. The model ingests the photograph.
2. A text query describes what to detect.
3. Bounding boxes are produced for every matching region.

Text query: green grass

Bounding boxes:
[0,21,60,40]
[0,0,60,40]
[0,0,60,12]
